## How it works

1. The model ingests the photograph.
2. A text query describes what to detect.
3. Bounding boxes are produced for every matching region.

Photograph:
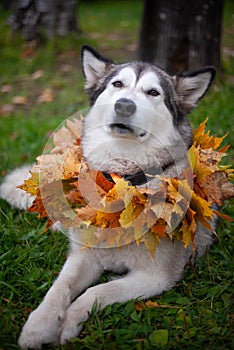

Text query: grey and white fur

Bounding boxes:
[0,46,216,349]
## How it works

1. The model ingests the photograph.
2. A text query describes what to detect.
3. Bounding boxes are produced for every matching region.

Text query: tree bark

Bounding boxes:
[7,0,79,41]
[139,0,224,73]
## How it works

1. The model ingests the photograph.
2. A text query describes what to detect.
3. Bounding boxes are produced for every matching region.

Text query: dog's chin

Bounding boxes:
[108,123,147,139]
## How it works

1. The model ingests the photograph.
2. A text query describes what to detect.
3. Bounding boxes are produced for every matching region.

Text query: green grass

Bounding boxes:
[0,1,233,349]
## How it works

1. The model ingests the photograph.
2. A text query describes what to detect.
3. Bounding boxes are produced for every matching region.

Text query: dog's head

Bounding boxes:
[81,45,215,176]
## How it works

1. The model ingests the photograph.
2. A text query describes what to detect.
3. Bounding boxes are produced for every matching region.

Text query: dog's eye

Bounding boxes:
[112,81,123,88]
[147,89,159,97]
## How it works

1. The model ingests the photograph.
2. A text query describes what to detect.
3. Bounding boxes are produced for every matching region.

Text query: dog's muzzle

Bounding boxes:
[110,98,146,137]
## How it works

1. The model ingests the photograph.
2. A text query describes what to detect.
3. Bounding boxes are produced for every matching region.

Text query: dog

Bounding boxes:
[0,45,216,349]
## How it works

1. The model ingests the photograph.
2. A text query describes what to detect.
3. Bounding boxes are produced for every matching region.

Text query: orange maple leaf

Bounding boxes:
[193,117,227,150]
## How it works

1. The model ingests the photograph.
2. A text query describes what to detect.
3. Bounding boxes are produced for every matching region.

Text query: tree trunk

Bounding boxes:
[7,0,79,41]
[139,0,224,74]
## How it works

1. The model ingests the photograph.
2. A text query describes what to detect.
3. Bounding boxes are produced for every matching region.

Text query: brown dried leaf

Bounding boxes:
[12,96,28,105]
[76,206,96,223]
[37,88,54,103]
[32,154,64,185]
[200,171,234,205]
[66,118,82,140]
[1,85,12,93]
[0,104,15,115]
[62,146,82,178]
[31,70,44,80]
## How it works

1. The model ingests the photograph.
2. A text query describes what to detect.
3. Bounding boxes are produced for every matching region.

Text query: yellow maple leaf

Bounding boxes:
[115,178,135,206]
[95,210,120,228]
[18,171,39,196]
[193,117,227,150]
[143,231,160,258]
[180,207,197,247]
[119,202,135,228]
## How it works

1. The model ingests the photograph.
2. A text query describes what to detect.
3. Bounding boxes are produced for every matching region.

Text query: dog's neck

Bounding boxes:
[103,161,173,186]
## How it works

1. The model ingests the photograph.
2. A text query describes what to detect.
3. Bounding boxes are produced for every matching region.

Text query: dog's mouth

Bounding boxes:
[110,123,133,135]
[109,123,147,138]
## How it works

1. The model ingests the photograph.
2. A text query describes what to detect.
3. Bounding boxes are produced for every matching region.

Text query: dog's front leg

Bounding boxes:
[59,269,167,344]
[18,248,102,350]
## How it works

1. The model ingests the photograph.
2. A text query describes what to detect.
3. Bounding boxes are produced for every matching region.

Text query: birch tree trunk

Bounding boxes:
[139,0,224,73]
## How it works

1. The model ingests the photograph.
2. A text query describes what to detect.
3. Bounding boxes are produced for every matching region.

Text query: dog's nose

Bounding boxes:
[114,98,136,117]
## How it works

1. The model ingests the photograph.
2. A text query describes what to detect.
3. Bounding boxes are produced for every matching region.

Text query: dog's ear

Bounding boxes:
[173,67,216,114]
[81,45,114,90]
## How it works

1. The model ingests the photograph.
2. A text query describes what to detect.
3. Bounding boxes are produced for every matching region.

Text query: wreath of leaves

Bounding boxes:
[19,118,234,256]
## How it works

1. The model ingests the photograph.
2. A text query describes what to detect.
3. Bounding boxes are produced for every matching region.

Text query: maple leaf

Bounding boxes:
[95,210,120,229]
[31,154,64,185]
[134,300,179,311]
[78,163,111,210]
[180,207,197,247]
[31,70,44,80]
[28,194,48,218]
[95,171,114,192]
[0,104,15,115]
[190,191,213,231]
[12,96,28,105]
[80,225,98,248]
[143,231,160,258]
[115,178,135,206]
[18,171,39,196]
[119,202,135,228]
[166,177,188,203]
[62,146,82,179]
[193,117,227,150]
[37,88,54,103]
[51,125,76,154]
[188,146,214,180]
[108,228,126,247]
[199,171,234,206]
[151,202,175,231]
[65,185,86,207]
[51,118,82,154]
[76,205,96,223]
[43,218,54,232]
[1,84,12,93]
[66,118,83,140]
[151,219,167,238]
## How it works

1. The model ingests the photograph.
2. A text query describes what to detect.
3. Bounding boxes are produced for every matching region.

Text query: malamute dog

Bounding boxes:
[0,46,216,348]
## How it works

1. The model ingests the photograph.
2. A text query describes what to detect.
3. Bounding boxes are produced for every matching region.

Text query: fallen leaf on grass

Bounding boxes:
[60,64,72,72]
[1,84,12,93]
[0,104,15,115]
[134,300,180,311]
[20,40,37,58]
[12,96,28,105]
[31,70,44,80]
[37,88,54,103]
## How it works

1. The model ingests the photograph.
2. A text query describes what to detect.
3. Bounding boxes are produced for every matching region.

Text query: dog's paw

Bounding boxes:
[18,304,66,349]
[59,322,83,345]
[59,303,85,345]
